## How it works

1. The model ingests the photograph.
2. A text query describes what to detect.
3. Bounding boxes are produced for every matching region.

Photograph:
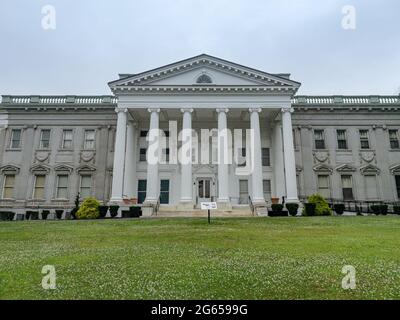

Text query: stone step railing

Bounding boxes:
[1,95,118,105]
[292,95,400,105]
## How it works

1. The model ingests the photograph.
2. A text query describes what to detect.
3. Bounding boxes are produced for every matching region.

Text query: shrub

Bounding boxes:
[76,197,100,220]
[70,207,78,220]
[98,205,108,218]
[41,210,50,220]
[271,204,283,212]
[286,203,299,216]
[25,211,32,220]
[370,205,384,215]
[380,204,388,215]
[394,206,400,215]
[303,203,316,216]
[7,212,15,221]
[30,211,39,220]
[109,205,119,218]
[334,204,345,215]
[55,210,64,220]
[305,194,332,216]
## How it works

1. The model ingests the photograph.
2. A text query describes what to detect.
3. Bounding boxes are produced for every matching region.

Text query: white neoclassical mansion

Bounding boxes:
[0,54,400,216]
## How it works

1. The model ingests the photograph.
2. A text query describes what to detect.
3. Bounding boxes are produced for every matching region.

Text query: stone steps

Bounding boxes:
[155,209,253,217]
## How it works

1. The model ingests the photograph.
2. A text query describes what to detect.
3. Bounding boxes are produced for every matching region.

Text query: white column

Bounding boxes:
[249,108,265,204]
[144,108,160,204]
[281,107,299,202]
[272,123,286,201]
[216,108,230,206]
[110,108,127,202]
[123,121,137,199]
[179,108,194,208]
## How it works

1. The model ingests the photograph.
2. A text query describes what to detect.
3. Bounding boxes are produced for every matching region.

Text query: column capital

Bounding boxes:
[115,107,128,113]
[249,107,262,113]
[147,108,161,113]
[216,108,229,114]
[180,108,194,113]
[281,107,294,114]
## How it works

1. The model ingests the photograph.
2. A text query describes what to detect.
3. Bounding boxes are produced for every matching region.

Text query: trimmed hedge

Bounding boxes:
[303,194,332,216]
[394,206,400,215]
[370,204,388,215]
[303,203,316,216]
[109,205,119,218]
[286,203,299,216]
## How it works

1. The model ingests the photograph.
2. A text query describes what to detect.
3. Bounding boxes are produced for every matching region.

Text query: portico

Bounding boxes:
[108,54,301,215]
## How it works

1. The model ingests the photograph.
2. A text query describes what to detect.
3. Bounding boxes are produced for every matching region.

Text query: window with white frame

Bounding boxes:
[84,130,95,149]
[2,175,15,198]
[33,175,46,199]
[10,129,22,149]
[337,130,348,150]
[40,129,51,149]
[396,176,400,199]
[314,130,325,149]
[359,130,370,149]
[389,130,399,149]
[239,179,248,204]
[62,130,73,149]
[80,175,92,199]
[317,175,330,199]
[341,175,354,201]
[262,148,270,166]
[139,148,147,162]
[263,180,271,202]
[56,175,69,199]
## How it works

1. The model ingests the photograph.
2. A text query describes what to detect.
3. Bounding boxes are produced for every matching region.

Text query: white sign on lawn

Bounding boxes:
[200,202,218,210]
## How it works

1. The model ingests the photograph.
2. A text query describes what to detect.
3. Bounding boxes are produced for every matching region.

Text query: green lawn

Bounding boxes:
[0,216,399,300]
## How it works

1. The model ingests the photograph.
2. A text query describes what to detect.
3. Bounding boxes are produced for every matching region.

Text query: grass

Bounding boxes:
[0,216,399,300]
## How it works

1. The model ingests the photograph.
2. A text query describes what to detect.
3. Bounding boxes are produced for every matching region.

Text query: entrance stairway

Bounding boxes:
[156,208,252,218]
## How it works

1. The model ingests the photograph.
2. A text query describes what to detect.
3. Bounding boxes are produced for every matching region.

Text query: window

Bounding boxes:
[314,130,325,149]
[162,148,170,163]
[80,175,92,199]
[317,175,330,199]
[40,129,51,149]
[292,129,298,149]
[10,129,22,149]
[137,180,147,204]
[262,148,270,166]
[56,175,69,199]
[2,175,15,198]
[62,130,73,149]
[139,148,147,162]
[389,130,399,149]
[359,130,370,149]
[140,130,148,137]
[239,180,248,204]
[341,175,354,201]
[196,74,212,84]
[84,130,95,149]
[337,130,348,149]
[365,175,378,200]
[263,180,271,202]
[160,180,170,204]
[396,176,400,198]
[33,175,46,199]
[238,148,246,167]
[163,130,170,137]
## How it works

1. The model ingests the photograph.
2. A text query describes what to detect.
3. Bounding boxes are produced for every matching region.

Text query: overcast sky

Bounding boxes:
[0,0,399,96]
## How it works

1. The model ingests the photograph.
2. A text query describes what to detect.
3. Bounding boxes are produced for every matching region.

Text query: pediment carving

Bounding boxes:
[0,164,20,175]
[313,151,329,163]
[35,151,50,162]
[313,164,333,174]
[360,151,375,163]
[54,164,74,173]
[389,164,400,175]
[30,164,51,174]
[76,165,96,173]
[336,164,357,172]
[360,164,380,175]
[80,151,95,163]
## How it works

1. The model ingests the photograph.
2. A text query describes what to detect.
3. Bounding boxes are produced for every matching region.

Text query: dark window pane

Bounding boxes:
[140,130,148,137]
[315,140,325,149]
[262,148,270,166]
[343,188,354,201]
[396,176,400,198]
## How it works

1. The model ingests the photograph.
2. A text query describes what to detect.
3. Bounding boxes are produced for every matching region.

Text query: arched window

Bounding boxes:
[196,74,212,84]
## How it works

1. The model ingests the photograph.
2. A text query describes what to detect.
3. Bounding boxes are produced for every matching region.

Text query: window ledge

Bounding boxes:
[6,148,22,152]
[313,149,329,152]
[389,149,400,152]
[36,148,51,152]
[51,199,70,202]
[336,149,352,153]
[58,149,74,152]
[359,149,374,152]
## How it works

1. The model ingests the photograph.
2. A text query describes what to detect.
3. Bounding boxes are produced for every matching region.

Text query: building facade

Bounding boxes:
[0,55,399,215]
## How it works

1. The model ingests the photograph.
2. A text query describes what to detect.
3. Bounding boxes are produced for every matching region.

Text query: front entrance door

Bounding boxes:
[197,178,212,203]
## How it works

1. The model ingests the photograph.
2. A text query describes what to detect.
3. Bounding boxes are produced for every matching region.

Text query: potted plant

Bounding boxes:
[30,211,39,220]
[303,203,316,216]
[394,205,400,215]
[380,204,388,216]
[271,197,280,205]
[129,206,142,218]
[7,212,15,221]
[333,204,345,215]
[98,205,108,219]
[55,210,64,220]
[269,204,286,217]
[286,203,299,217]
[370,205,381,215]
[109,205,119,218]
[41,210,50,220]
[25,211,32,220]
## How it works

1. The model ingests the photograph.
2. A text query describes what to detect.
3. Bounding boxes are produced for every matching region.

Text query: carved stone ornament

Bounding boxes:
[360,151,375,163]
[35,151,49,162]
[313,151,329,163]
[80,151,95,162]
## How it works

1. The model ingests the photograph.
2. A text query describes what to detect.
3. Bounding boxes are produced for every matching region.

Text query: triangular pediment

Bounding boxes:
[360,164,380,175]
[313,164,333,173]
[389,164,400,174]
[336,164,357,172]
[109,54,300,91]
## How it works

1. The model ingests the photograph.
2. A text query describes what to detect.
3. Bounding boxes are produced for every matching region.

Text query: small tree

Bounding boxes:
[76,197,100,219]
[303,194,332,216]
